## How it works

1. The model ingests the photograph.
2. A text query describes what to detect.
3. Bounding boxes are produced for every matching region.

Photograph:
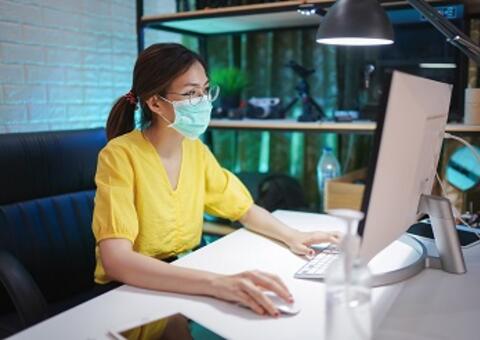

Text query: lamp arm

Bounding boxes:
[407,0,480,65]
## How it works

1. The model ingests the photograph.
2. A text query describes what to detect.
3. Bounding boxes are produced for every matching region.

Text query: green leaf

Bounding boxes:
[210,67,248,97]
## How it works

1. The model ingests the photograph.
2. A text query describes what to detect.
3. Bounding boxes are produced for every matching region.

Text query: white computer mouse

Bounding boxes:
[263,291,301,315]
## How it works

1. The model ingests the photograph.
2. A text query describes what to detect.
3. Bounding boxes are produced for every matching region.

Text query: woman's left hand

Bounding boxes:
[287,230,342,258]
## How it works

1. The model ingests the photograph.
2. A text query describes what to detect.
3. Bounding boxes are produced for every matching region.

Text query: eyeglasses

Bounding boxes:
[163,84,220,106]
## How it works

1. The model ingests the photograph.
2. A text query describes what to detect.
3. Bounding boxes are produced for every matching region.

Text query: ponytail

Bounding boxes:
[106,95,136,141]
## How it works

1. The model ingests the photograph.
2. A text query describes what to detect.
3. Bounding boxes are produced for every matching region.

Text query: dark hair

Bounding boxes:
[106,43,207,141]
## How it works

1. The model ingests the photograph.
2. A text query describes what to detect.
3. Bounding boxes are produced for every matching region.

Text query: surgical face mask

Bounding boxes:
[159,96,213,140]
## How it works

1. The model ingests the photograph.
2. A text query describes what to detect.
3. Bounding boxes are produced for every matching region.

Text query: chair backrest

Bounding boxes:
[0,128,106,312]
[257,174,308,212]
[0,128,106,205]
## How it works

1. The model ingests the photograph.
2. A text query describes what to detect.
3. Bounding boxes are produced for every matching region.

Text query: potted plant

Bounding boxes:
[210,67,248,110]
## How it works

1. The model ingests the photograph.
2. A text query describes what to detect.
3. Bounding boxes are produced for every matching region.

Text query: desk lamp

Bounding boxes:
[315,0,480,65]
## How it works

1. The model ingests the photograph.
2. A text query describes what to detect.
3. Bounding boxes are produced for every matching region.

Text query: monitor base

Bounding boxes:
[370,234,427,287]
[370,194,466,287]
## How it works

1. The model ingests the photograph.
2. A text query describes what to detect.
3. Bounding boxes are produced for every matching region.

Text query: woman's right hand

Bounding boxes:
[208,270,293,316]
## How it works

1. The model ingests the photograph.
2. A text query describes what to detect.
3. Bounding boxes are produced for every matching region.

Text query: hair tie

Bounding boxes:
[124,90,138,105]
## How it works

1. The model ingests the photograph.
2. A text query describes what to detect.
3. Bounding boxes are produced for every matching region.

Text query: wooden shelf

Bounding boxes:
[208,119,480,134]
[142,0,323,36]
[209,119,376,133]
[444,123,480,133]
[141,0,448,36]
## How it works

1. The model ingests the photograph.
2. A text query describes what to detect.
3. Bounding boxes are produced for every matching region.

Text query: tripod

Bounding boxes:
[281,61,325,122]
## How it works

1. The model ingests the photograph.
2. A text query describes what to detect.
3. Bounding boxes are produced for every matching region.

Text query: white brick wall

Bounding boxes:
[0,0,179,133]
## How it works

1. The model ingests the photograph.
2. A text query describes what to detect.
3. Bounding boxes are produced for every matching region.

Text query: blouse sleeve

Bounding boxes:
[92,144,139,244]
[203,144,254,221]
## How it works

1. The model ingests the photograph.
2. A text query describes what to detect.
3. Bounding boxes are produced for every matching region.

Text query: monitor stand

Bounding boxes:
[419,194,467,273]
[370,194,467,287]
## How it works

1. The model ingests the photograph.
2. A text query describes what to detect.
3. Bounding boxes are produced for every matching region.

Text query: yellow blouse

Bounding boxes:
[92,129,253,284]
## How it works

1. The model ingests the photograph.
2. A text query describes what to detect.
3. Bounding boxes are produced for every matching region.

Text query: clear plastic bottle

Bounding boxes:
[317,147,341,210]
[325,211,372,340]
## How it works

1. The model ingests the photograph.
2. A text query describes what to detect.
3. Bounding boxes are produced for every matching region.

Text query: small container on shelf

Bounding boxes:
[465,88,480,125]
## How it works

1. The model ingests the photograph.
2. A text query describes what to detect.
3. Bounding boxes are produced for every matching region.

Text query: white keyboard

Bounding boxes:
[294,245,341,279]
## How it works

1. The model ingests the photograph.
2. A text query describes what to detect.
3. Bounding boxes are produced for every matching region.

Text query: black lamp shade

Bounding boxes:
[316,0,394,46]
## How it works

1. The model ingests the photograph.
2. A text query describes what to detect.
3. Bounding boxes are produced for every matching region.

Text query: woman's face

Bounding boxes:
[147,61,209,125]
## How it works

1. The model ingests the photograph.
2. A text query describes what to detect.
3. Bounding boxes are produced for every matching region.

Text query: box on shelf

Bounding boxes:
[324,168,367,211]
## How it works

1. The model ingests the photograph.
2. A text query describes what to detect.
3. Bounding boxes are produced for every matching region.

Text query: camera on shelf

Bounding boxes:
[246,97,284,119]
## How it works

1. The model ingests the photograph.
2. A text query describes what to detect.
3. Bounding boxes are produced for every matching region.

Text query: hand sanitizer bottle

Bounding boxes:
[325,209,372,340]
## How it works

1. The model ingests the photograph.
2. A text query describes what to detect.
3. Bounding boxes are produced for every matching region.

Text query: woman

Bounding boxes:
[92,43,340,317]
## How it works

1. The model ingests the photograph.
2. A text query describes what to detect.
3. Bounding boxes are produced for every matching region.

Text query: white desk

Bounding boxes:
[9,211,480,340]
[374,236,480,340]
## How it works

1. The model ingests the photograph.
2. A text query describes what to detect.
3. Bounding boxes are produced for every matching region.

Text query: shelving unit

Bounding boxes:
[135,0,478,135]
[134,0,480,157]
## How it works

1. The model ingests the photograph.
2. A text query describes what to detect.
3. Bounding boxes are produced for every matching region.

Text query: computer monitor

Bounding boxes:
[359,71,453,262]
